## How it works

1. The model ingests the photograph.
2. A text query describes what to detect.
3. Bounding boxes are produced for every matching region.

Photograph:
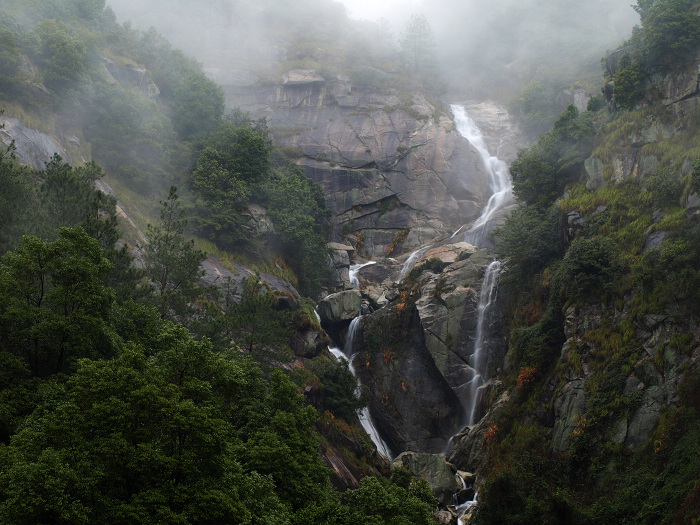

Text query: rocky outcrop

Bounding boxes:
[102,57,160,98]
[349,242,507,456]
[209,70,510,256]
[356,303,464,454]
[392,452,462,506]
[593,54,700,186]
[447,386,509,477]
[0,117,71,169]
[317,289,362,324]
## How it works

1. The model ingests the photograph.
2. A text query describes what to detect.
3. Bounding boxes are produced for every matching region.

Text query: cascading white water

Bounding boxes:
[456,491,479,525]
[451,105,512,247]
[465,260,501,426]
[349,261,376,288]
[329,317,394,459]
[399,245,431,278]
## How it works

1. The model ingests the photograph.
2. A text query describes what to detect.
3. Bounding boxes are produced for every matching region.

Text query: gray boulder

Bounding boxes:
[317,290,362,323]
[393,452,462,506]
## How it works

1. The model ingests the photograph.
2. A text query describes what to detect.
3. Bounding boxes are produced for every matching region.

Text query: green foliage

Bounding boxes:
[190,119,271,250]
[639,0,700,66]
[511,105,595,209]
[172,72,225,141]
[495,205,564,282]
[310,357,366,421]
[0,228,115,376]
[613,60,646,109]
[219,275,294,358]
[31,19,87,91]
[559,236,624,300]
[0,340,292,524]
[0,26,20,92]
[143,187,206,318]
[262,168,331,297]
[0,140,34,255]
[644,166,681,207]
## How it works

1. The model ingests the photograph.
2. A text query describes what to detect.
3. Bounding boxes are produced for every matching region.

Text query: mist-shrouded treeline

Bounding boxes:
[424,0,638,99]
[105,0,638,102]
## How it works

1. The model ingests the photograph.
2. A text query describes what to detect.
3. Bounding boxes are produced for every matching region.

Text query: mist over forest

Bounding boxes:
[105,0,639,99]
[2,0,700,523]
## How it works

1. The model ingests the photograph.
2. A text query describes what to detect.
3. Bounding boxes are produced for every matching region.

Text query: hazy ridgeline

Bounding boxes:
[105,0,638,100]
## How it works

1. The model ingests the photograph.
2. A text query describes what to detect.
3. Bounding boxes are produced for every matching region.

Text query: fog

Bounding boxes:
[105,0,638,100]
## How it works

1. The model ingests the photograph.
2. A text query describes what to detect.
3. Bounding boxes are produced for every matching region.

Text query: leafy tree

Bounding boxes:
[309,357,366,421]
[495,205,564,282]
[633,0,656,21]
[37,156,101,238]
[237,369,330,512]
[221,275,294,357]
[0,342,291,524]
[399,14,439,87]
[0,27,20,92]
[510,105,594,210]
[639,0,700,65]
[559,236,624,299]
[263,168,331,296]
[613,59,647,109]
[143,186,205,318]
[0,228,115,376]
[190,120,271,249]
[32,19,87,91]
[0,138,34,255]
[172,72,225,141]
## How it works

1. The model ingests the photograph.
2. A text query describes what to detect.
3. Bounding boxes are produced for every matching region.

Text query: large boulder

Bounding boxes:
[393,452,462,506]
[317,290,362,324]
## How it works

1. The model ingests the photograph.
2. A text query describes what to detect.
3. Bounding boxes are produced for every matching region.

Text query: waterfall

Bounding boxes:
[451,105,512,247]
[465,260,501,427]
[329,315,394,460]
[456,491,479,525]
[399,245,431,278]
[349,261,376,288]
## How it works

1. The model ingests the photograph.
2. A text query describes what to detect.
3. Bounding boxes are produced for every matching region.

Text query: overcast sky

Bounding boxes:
[338,0,421,22]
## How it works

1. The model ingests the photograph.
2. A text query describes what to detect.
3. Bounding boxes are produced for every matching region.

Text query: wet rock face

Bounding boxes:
[317,289,362,324]
[0,117,70,169]
[352,248,508,456]
[214,72,508,255]
[392,452,462,506]
[357,306,464,454]
[550,302,699,454]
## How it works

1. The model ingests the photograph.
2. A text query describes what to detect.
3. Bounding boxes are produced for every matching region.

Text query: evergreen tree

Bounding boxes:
[142,186,205,318]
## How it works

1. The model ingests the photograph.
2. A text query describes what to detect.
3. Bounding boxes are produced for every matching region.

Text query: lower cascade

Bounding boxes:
[330,316,393,460]
[465,260,501,427]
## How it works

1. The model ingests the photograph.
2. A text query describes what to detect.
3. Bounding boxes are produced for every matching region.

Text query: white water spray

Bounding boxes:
[399,245,431,278]
[349,261,376,288]
[451,105,512,247]
[329,316,394,460]
[465,260,501,427]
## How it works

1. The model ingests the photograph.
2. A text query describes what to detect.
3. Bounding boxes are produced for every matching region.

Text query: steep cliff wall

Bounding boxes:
[213,70,504,256]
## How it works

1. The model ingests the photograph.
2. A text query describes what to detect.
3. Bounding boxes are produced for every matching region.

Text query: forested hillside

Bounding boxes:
[455,1,700,522]
[0,1,446,522]
[2,0,700,524]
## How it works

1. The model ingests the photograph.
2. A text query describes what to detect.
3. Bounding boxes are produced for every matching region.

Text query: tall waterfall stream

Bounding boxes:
[326,104,510,521]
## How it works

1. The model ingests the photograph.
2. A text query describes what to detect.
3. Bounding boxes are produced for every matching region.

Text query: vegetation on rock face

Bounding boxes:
[475,10,700,518]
